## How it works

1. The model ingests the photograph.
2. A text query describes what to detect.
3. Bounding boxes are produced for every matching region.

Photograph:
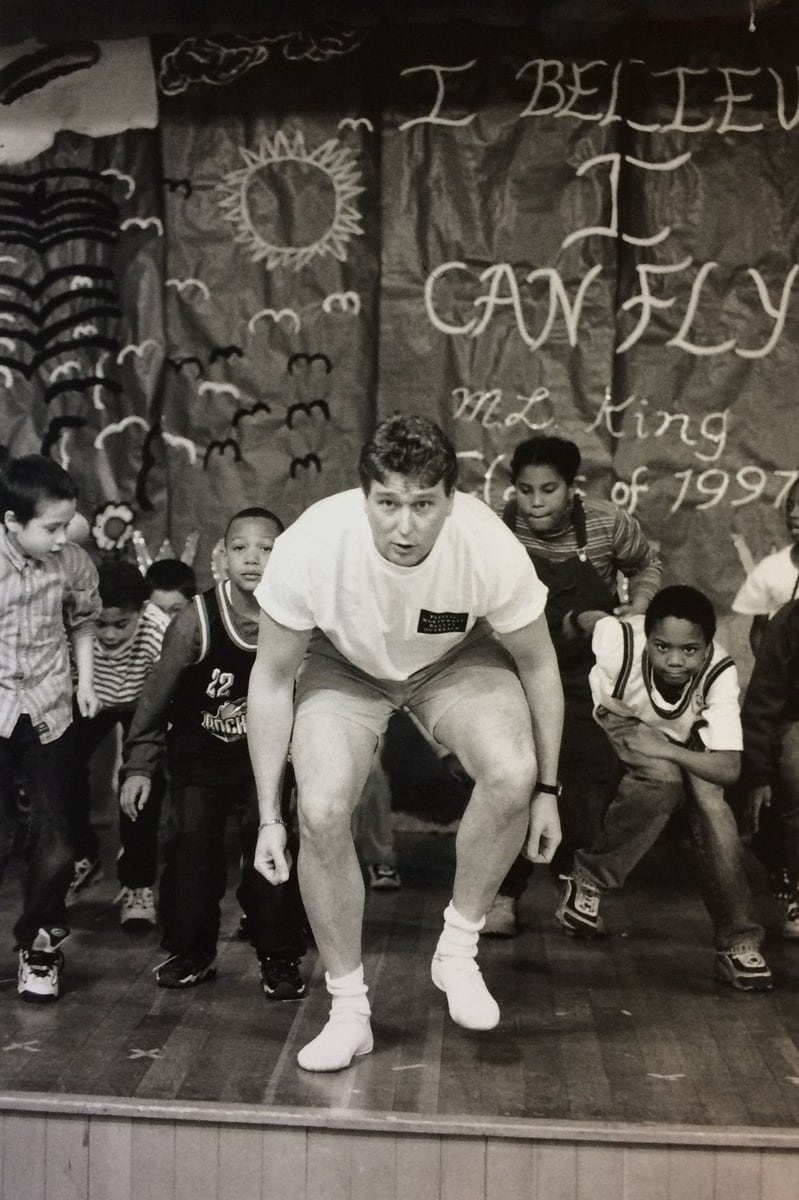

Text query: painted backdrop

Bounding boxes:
[1,23,797,601]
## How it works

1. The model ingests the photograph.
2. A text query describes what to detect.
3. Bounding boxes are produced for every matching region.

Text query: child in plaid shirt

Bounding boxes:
[0,454,100,1002]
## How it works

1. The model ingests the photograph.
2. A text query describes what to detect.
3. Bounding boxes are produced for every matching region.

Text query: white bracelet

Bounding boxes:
[258,818,286,830]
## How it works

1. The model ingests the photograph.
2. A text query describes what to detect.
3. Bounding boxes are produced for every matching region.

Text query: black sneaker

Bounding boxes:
[367,863,401,890]
[66,856,103,906]
[155,953,217,989]
[555,874,607,939]
[259,957,306,1002]
[714,948,774,992]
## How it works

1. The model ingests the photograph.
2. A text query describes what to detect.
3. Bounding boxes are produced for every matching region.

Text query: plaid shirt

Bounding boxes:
[0,526,100,744]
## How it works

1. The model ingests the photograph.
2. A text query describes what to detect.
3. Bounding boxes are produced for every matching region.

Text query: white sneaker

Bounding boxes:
[431,953,500,1030]
[17,929,68,1003]
[482,894,518,938]
[117,886,157,927]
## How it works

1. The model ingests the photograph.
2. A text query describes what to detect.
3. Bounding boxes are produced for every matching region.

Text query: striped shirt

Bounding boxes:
[504,495,661,606]
[0,526,100,744]
[93,601,171,711]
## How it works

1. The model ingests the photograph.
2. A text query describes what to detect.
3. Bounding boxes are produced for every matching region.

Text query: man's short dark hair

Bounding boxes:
[509,436,581,486]
[98,559,149,611]
[644,585,716,644]
[0,454,78,523]
[144,558,197,600]
[224,507,284,544]
[358,414,458,495]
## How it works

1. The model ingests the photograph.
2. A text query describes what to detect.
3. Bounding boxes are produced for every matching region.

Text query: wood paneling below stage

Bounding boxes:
[2,1097,799,1200]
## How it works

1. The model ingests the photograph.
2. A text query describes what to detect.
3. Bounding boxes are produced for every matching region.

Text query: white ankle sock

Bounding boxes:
[435,901,484,960]
[297,965,373,1072]
[432,903,499,1030]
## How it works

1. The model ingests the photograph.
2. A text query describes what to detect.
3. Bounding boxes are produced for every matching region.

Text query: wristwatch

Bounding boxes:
[536,780,562,798]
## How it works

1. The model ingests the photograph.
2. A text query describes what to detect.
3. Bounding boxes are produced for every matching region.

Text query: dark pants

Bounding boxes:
[574,708,763,952]
[159,770,306,962]
[69,706,166,887]
[499,664,618,897]
[0,715,75,948]
[751,720,799,892]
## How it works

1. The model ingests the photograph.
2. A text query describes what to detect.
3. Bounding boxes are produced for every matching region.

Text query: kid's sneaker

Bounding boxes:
[367,863,401,890]
[771,872,799,940]
[259,956,306,1001]
[18,928,68,1003]
[65,856,102,906]
[781,897,799,941]
[155,953,217,989]
[482,894,519,938]
[555,874,607,939]
[714,947,774,992]
[117,886,157,928]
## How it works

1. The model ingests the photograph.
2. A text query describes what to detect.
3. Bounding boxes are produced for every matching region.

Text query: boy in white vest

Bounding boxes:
[557,584,773,992]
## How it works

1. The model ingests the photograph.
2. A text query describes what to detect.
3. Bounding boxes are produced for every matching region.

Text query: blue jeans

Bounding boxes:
[0,715,75,948]
[573,708,763,952]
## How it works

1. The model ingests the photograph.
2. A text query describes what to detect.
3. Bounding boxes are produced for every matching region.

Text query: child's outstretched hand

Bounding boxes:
[254,822,292,885]
[119,774,151,822]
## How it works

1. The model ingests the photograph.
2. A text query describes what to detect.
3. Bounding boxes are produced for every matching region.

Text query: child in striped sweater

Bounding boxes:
[67,559,191,926]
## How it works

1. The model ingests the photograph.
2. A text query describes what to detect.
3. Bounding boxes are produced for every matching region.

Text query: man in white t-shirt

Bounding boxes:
[556,585,773,992]
[247,414,564,1071]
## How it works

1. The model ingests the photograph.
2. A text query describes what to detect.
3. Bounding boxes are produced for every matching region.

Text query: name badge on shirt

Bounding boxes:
[417,609,468,635]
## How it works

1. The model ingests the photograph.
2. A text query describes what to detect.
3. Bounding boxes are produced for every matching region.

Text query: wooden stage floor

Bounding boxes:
[1,830,799,1131]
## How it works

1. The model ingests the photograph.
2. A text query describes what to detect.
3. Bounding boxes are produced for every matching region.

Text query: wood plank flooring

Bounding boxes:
[1,829,799,1129]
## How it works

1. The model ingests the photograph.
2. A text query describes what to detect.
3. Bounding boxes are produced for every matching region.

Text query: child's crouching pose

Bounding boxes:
[0,455,100,1002]
[67,559,174,925]
[557,585,773,992]
[120,508,307,999]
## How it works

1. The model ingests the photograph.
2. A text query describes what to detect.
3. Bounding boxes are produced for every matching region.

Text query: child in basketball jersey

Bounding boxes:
[67,559,172,926]
[556,585,774,992]
[119,508,307,999]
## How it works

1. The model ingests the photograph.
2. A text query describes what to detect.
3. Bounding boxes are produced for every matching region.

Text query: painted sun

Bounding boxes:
[216,130,365,272]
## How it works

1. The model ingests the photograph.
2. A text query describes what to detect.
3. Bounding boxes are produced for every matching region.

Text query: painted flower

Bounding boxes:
[91,501,136,552]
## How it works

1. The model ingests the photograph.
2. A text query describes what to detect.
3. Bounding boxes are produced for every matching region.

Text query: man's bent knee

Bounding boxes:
[298,792,358,849]
[471,750,536,807]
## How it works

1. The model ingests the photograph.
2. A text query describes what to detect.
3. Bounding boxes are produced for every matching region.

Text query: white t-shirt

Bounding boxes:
[255,488,547,681]
[732,545,799,617]
[589,615,742,750]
